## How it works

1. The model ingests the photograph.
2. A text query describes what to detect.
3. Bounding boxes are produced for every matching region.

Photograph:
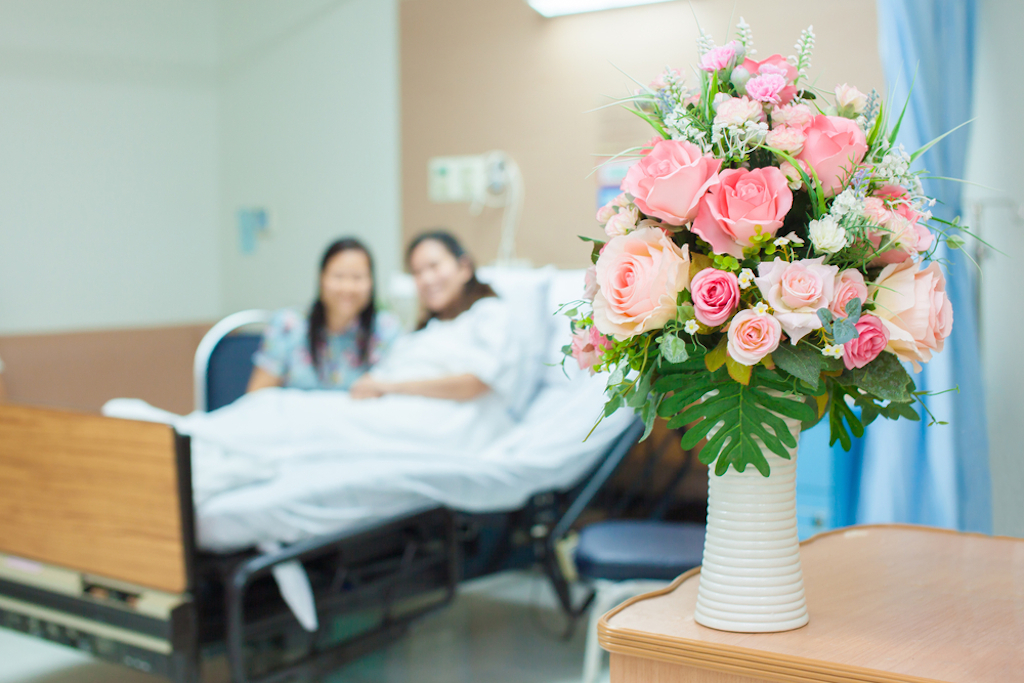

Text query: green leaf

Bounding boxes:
[608,365,625,387]
[665,367,809,477]
[910,118,974,164]
[725,356,752,385]
[832,317,859,345]
[705,339,728,372]
[816,307,835,335]
[836,352,916,403]
[603,393,623,417]
[660,333,690,364]
[844,298,862,324]
[772,341,841,390]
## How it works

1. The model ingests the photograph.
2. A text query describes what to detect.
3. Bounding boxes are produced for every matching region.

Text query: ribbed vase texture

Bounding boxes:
[694,414,808,633]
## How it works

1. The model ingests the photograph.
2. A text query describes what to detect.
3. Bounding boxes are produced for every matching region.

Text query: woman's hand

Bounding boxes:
[350,375,390,400]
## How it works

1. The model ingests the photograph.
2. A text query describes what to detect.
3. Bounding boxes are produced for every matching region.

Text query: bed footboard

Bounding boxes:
[0,404,200,681]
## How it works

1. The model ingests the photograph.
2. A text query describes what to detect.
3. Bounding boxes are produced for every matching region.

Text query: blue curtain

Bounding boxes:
[855,0,991,532]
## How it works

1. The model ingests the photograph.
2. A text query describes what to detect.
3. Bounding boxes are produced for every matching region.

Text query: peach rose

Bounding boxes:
[795,115,868,197]
[691,167,794,257]
[571,326,613,374]
[622,139,722,226]
[755,257,838,343]
[727,309,782,366]
[842,315,890,370]
[871,259,953,370]
[830,269,868,318]
[690,268,740,327]
[593,227,691,340]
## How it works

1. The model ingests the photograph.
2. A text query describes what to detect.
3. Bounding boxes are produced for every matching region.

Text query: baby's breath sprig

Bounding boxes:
[735,17,755,56]
[790,26,816,86]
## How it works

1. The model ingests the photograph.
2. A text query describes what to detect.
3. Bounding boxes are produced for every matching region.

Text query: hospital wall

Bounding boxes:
[965,0,1024,537]
[400,0,885,268]
[0,0,221,336]
[218,0,402,313]
[0,0,402,413]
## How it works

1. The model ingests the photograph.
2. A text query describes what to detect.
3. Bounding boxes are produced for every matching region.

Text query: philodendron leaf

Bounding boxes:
[836,352,916,403]
[667,367,816,477]
[772,341,842,390]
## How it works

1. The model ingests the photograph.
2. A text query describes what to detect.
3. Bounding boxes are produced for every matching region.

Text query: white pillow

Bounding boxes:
[477,266,555,419]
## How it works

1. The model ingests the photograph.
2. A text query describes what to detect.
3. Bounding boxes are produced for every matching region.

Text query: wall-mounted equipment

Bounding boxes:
[426,151,525,266]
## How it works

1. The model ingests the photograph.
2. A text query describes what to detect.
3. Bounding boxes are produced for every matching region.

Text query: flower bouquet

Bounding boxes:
[566,21,969,632]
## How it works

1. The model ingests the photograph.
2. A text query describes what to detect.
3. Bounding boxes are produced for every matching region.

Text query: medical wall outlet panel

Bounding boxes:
[427,155,488,203]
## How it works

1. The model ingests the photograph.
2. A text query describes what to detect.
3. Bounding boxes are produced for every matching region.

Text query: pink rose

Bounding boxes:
[700,43,738,72]
[690,268,740,327]
[765,126,806,154]
[714,96,765,127]
[771,103,814,131]
[871,259,953,370]
[864,185,934,264]
[755,257,839,343]
[622,139,722,226]
[740,55,798,104]
[795,115,868,198]
[745,73,788,104]
[691,167,794,257]
[605,206,639,237]
[727,309,782,365]
[593,227,691,340]
[571,326,613,374]
[842,315,890,370]
[583,265,598,301]
[830,269,868,318]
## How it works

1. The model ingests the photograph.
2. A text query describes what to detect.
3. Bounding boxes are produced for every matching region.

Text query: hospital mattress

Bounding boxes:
[195,371,636,553]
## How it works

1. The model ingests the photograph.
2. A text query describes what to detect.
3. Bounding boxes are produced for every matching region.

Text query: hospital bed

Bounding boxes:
[0,268,643,683]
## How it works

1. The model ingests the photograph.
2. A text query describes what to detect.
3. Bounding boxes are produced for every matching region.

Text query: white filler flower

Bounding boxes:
[809,215,848,254]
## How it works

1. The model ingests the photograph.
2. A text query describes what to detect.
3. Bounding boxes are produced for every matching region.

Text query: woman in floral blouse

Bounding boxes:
[247,238,401,392]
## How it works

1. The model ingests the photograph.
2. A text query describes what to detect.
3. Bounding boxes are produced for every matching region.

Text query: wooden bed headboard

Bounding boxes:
[0,405,192,594]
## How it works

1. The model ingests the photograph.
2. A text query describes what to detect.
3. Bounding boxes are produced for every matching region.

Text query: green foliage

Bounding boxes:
[655,365,816,477]
[771,340,842,391]
[835,352,915,403]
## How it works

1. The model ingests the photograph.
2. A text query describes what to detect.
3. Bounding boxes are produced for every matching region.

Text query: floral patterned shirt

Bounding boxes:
[252,309,402,390]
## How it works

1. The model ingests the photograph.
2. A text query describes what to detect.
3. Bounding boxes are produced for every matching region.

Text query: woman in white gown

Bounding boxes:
[174,231,524,479]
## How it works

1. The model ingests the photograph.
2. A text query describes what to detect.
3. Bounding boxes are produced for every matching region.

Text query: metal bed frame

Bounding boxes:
[0,311,645,683]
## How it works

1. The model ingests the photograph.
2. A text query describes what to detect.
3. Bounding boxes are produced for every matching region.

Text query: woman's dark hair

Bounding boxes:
[308,237,376,372]
[406,229,496,329]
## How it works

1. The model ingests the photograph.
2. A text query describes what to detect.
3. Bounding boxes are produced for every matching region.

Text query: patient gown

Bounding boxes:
[174,297,525,501]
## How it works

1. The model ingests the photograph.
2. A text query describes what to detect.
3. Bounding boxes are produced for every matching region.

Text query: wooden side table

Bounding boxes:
[599,525,1024,683]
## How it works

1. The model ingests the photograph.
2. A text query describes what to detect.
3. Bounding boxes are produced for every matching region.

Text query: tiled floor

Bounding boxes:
[0,571,610,683]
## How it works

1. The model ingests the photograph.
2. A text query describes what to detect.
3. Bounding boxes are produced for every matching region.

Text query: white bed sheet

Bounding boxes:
[196,369,634,553]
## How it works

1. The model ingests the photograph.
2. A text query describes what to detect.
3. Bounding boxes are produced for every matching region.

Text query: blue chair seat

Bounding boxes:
[575,520,705,582]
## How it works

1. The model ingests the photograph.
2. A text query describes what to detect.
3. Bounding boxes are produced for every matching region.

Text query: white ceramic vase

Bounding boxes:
[693,412,809,633]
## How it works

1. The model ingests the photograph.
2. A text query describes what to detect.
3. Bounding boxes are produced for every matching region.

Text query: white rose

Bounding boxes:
[809,215,848,254]
[835,84,868,116]
[604,206,639,237]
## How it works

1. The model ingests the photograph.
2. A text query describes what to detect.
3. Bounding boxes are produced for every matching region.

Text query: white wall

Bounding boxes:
[0,0,402,334]
[217,0,401,314]
[964,0,1024,537]
[0,0,222,334]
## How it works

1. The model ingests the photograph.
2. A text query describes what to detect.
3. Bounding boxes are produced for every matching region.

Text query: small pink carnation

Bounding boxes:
[745,73,788,104]
[714,96,765,127]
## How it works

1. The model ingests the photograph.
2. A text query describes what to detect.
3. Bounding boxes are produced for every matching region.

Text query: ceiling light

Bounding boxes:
[526,0,674,18]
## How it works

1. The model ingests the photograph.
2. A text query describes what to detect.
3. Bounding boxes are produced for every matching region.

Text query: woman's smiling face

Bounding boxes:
[320,248,373,328]
[408,239,472,315]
